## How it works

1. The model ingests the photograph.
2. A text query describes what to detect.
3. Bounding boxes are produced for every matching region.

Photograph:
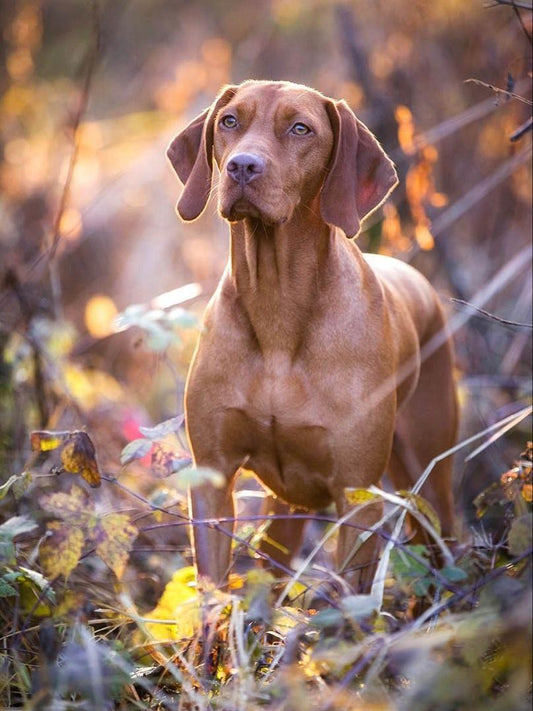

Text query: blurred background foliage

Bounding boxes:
[1,0,530,506]
[0,1,531,708]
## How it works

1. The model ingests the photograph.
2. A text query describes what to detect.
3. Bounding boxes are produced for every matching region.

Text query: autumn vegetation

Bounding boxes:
[0,1,531,709]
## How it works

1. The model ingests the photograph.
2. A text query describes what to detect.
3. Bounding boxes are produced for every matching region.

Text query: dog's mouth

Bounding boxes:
[220,185,289,225]
[226,196,264,221]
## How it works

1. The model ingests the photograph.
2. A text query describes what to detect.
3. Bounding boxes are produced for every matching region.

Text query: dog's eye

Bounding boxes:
[290,122,311,136]
[220,115,238,129]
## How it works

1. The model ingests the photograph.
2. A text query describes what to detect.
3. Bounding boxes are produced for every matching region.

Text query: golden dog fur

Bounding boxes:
[167,80,457,591]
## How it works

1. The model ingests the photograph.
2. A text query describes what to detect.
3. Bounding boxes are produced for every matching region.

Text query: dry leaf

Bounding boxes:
[60,432,101,487]
[40,485,93,526]
[344,488,381,505]
[40,521,84,579]
[31,430,101,487]
[89,513,138,580]
[400,490,442,536]
[31,430,67,452]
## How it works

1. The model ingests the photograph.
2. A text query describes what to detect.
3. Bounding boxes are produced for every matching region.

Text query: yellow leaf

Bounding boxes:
[144,565,200,641]
[91,513,138,580]
[40,485,93,525]
[399,490,442,535]
[63,363,125,409]
[522,483,532,503]
[60,432,101,487]
[30,430,67,452]
[18,578,52,617]
[344,488,381,505]
[273,605,306,632]
[31,430,101,487]
[285,580,307,603]
[40,521,84,579]
[228,572,245,590]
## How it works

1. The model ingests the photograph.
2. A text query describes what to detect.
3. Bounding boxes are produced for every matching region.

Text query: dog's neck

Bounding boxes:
[227,210,337,357]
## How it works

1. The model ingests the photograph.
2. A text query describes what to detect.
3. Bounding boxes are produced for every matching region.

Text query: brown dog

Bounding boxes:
[167,80,457,592]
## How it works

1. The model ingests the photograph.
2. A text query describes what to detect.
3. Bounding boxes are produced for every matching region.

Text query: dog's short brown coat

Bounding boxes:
[168,80,457,591]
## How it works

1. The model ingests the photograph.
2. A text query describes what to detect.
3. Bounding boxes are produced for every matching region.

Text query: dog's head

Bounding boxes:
[167,80,397,237]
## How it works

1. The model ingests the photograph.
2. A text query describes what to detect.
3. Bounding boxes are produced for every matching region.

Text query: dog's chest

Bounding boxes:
[221,354,335,507]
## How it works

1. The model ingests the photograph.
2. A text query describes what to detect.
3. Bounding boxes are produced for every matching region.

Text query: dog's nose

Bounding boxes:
[227,153,265,186]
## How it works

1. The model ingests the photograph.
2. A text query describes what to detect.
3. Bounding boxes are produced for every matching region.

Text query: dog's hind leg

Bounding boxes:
[388,334,457,539]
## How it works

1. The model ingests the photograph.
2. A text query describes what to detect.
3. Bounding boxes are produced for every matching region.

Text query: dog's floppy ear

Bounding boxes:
[320,100,398,238]
[167,85,237,221]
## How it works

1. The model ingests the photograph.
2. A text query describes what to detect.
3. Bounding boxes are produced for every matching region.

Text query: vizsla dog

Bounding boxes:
[167,80,457,592]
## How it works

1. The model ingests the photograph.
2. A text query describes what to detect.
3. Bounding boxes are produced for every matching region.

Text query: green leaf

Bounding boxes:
[18,566,52,593]
[144,323,173,352]
[0,539,15,566]
[412,577,431,597]
[167,307,198,328]
[173,466,225,491]
[309,607,344,629]
[341,594,378,621]
[114,303,147,330]
[0,475,19,500]
[440,565,468,582]
[0,515,38,539]
[391,545,429,579]
[508,513,532,556]
[120,438,153,465]
[171,456,193,473]
[139,414,185,440]
[0,578,17,597]
[12,471,32,499]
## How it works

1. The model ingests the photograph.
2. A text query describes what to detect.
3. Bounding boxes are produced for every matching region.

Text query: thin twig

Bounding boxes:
[464,78,532,105]
[510,116,533,141]
[411,547,533,630]
[486,0,533,11]
[451,297,533,330]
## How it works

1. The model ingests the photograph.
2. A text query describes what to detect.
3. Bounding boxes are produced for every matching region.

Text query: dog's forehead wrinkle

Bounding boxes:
[230,89,327,132]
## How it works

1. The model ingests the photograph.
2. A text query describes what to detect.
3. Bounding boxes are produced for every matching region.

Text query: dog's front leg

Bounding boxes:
[189,481,235,588]
[335,496,384,593]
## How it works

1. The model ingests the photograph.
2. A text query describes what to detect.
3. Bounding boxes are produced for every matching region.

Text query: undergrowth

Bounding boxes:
[0,349,531,710]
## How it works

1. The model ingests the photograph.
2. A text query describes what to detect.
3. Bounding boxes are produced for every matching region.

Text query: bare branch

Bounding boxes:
[464,78,532,105]
[451,298,533,330]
